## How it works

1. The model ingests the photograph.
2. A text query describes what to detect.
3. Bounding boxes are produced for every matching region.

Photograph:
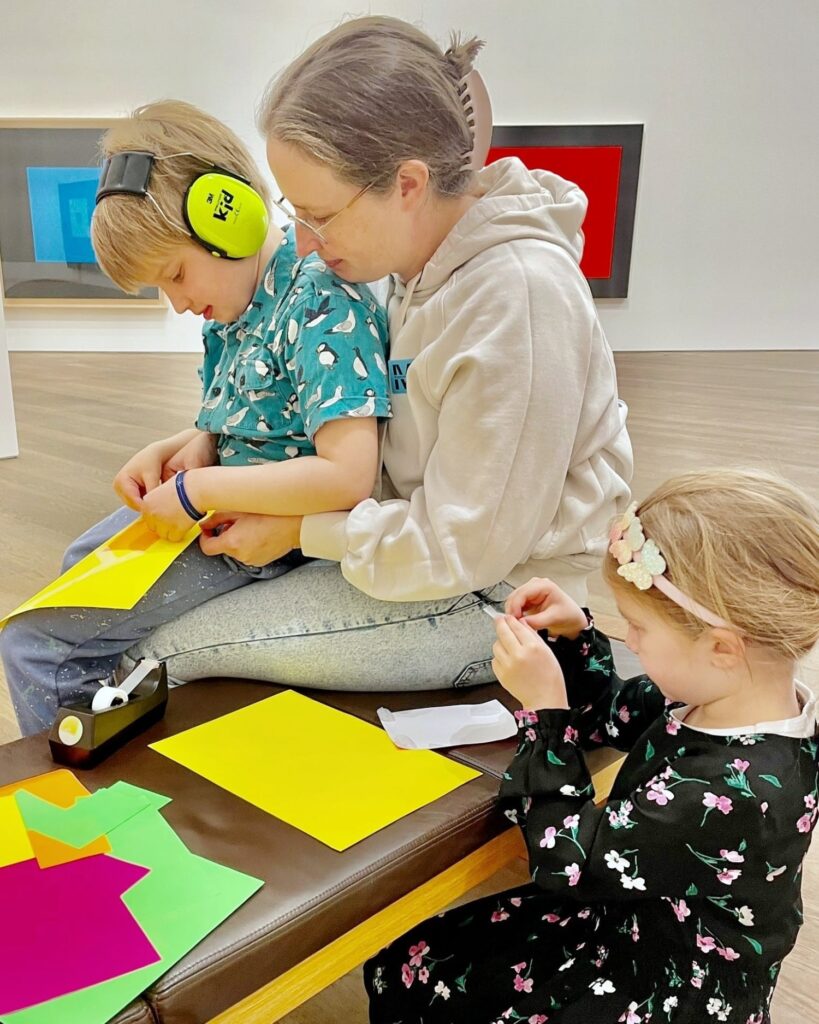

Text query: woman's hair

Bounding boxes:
[257,15,484,198]
[92,100,270,293]
[602,468,819,661]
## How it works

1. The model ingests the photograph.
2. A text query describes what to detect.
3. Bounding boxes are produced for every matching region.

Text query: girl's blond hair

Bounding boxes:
[91,100,270,293]
[257,15,484,197]
[602,468,819,661]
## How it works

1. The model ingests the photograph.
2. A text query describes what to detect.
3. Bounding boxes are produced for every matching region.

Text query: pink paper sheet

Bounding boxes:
[0,854,160,1014]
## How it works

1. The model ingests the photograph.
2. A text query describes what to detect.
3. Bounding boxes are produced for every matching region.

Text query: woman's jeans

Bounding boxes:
[1,507,511,736]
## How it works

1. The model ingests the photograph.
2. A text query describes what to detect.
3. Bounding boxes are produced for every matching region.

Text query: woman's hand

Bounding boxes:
[162,432,218,480]
[492,615,569,711]
[505,577,588,639]
[198,512,303,566]
[113,443,166,511]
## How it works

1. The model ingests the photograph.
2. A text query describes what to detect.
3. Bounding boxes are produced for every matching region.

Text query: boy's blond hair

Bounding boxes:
[91,100,270,293]
[603,468,819,661]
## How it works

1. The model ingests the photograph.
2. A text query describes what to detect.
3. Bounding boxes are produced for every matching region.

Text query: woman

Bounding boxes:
[5,15,632,721]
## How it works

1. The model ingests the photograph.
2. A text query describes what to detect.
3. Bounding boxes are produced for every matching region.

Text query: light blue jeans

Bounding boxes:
[1,507,511,736]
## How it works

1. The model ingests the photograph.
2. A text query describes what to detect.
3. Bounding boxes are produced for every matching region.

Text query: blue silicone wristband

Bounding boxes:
[174,471,206,522]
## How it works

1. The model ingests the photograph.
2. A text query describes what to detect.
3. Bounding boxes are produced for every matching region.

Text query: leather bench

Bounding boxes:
[0,642,638,1024]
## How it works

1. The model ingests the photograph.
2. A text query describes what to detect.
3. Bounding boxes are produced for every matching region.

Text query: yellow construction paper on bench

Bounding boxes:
[0,517,200,627]
[150,690,482,851]
[0,795,35,867]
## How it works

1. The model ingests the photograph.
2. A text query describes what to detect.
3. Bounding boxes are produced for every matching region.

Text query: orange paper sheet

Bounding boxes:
[0,769,111,869]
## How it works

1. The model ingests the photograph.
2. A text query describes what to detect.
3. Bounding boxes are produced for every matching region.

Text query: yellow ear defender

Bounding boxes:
[96,152,269,260]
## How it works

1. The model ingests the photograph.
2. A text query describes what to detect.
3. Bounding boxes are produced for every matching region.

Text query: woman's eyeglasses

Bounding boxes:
[271,180,375,245]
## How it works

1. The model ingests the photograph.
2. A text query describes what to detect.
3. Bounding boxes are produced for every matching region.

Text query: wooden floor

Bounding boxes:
[0,350,817,1021]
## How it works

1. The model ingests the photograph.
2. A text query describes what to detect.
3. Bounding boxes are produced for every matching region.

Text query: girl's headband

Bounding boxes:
[609,503,734,630]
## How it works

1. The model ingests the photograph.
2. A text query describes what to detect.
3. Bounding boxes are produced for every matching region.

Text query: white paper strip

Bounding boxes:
[377,699,517,750]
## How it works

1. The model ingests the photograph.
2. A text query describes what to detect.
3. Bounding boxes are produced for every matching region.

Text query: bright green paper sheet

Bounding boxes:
[1,781,262,1024]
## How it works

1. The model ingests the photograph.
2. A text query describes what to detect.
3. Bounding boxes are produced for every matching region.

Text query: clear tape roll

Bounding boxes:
[91,686,129,711]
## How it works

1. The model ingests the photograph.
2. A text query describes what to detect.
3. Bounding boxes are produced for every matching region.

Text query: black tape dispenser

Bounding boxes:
[49,658,168,769]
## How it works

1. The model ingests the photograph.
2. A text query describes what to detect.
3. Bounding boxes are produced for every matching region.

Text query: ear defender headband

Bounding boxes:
[96,151,269,260]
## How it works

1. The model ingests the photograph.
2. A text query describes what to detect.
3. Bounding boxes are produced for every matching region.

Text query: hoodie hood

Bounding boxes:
[408,157,587,298]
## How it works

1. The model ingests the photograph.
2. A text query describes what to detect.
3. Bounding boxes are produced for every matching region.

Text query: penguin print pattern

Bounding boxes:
[197,226,391,466]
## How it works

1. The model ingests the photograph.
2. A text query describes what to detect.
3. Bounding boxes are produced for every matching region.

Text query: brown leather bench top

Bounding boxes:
[1,642,638,1023]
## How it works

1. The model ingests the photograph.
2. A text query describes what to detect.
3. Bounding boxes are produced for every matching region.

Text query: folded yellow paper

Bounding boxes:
[0,518,199,627]
[150,690,482,851]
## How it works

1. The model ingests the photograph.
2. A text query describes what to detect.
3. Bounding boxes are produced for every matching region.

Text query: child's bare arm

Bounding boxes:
[188,417,378,515]
[139,418,379,538]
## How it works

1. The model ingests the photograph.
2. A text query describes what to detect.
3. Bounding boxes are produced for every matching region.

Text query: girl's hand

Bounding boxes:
[198,512,302,566]
[162,432,218,480]
[505,577,588,638]
[141,477,198,542]
[492,615,569,711]
[113,443,165,511]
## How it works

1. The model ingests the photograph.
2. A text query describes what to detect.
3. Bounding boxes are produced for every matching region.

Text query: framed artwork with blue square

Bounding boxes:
[0,119,163,306]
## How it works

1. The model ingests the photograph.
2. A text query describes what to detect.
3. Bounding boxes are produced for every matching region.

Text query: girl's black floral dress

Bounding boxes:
[365,622,819,1024]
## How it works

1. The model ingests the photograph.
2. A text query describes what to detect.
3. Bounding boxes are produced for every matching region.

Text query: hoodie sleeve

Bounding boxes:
[300,244,615,600]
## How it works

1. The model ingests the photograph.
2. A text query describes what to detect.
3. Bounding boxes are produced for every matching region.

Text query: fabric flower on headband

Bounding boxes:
[617,540,666,590]
[608,502,733,629]
[609,503,646,565]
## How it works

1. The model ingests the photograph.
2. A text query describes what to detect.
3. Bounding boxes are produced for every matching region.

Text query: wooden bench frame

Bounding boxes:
[208,756,625,1023]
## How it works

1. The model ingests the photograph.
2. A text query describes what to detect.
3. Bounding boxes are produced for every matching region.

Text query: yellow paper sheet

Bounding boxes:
[0,518,199,627]
[0,795,34,867]
[150,691,481,851]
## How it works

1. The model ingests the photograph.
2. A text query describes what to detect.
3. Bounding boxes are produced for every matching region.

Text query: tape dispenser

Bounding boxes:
[49,658,168,769]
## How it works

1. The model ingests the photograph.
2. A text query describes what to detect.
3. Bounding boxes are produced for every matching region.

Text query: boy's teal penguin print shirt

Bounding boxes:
[196,226,391,466]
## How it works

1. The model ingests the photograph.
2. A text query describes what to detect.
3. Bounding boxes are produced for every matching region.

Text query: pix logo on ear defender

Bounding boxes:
[96,152,269,260]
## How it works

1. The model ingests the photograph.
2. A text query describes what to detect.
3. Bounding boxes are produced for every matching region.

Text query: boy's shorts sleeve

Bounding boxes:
[291,289,392,441]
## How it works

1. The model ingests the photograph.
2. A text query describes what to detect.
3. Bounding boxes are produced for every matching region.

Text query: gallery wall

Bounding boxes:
[0,300,18,458]
[1,0,817,352]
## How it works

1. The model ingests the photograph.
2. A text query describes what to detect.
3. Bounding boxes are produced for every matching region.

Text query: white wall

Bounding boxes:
[2,0,817,351]
[0,296,19,458]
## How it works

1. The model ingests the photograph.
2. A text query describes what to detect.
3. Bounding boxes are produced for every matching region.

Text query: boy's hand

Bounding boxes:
[113,443,164,511]
[162,432,218,480]
[141,477,198,542]
[505,577,588,639]
[492,615,569,711]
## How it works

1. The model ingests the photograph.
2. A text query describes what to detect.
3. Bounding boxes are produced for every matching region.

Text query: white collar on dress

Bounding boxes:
[671,680,817,739]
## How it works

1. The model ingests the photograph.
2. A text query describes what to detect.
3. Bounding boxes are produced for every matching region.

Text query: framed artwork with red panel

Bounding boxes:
[488,124,643,298]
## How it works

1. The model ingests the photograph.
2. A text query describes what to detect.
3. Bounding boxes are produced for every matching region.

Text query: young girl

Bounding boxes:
[366,468,819,1024]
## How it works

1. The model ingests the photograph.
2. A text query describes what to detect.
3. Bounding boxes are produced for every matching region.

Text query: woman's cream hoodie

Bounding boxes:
[300,158,633,603]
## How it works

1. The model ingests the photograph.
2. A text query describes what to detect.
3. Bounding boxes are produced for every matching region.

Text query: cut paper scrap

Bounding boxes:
[0,767,91,807]
[0,516,200,627]
[1,780,263,1024]
[0,854,160,1015]
[28,830,111,870]
[150,689,482,851]
[0,770,102,869]
[377,699,518,750]
[13,780,158,849]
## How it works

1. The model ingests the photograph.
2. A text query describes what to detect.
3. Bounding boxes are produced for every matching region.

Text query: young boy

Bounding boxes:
[0,100,390,735]
[95,99,391,540]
